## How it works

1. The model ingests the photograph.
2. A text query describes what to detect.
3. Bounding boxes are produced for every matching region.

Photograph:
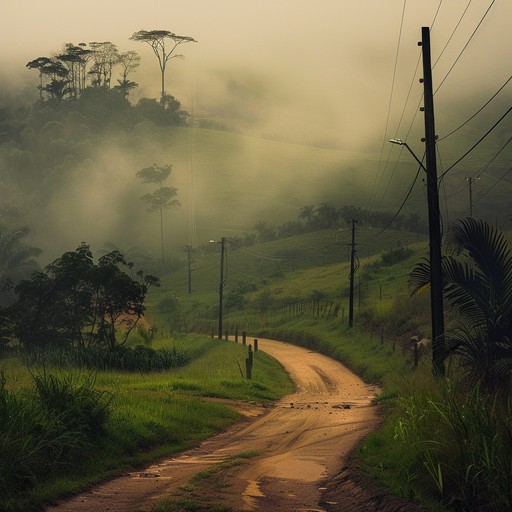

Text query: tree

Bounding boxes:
[26,57,53,100]
[298,205,316,227]
[316,202,339,228]
[88,41,119,88]
[409,218,512,391]
[130,29,197,108]
[57,43,94,97]
[0,225,41,306]
[8,244,159,350]
[115,50,141,98]
[136,164,180,264]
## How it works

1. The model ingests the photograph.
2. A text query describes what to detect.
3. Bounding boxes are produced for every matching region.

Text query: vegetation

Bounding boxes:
[3,244,159,352]
[0,336,293,511]
[1,39,511,510]
[410,218,512,392]
[130,30,197,107]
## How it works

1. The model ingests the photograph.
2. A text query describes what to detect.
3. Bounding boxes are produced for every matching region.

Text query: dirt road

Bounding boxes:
[46,338,423,512]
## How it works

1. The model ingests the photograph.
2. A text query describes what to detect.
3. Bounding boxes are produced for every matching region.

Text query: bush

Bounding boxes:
[0,371,111,508]
[391,373,512,511]
[32,372,112,438]
[21,345,192,372]
[380,246,413,266]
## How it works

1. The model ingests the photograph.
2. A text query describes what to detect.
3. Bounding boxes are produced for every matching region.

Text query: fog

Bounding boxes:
[1,0,511,263]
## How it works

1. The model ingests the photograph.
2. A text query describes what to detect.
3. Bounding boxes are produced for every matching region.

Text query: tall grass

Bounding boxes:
[21,344,192,372]
[1,335,293,511]
[0,370,112,510]
[360,367,512,511]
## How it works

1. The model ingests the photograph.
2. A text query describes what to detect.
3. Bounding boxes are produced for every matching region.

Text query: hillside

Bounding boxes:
[148,227,429,335]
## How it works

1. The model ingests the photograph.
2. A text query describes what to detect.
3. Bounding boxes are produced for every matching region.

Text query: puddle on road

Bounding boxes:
[271,458,327,480]
[242,479,266,511]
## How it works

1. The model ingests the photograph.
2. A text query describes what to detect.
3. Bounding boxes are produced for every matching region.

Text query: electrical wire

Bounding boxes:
[473,166,512,205]
[432,0,473,70]
[475,135,512,178]
[366,0,407,217]
[438,107,512,181]
[371,162,424,237]
[372,0,444,213]
[434,0,496,94]
[438,75,512,141]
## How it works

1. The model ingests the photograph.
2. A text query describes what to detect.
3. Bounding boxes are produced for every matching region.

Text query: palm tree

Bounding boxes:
[0,226,42,305]
[409,218,512,391]
[298,205,316,226]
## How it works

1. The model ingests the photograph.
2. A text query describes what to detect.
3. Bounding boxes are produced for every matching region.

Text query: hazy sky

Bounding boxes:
[2,0,511,151]
[1,1,511,259]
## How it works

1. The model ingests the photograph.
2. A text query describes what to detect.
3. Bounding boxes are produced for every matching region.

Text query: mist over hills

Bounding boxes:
[0,86,511,267]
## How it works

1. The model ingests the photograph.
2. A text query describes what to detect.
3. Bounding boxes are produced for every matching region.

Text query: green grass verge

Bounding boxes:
[1,335,293,511]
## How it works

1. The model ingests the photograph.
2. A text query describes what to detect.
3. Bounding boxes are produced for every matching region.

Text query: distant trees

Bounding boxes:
[26,41,141,102]
[296,203,427,234]
[136,164,180,264]
[0,226,41,306]
[130,30,197,108]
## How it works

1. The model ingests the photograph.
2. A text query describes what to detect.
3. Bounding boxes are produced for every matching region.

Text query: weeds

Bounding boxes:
[0,370,112,510]
[383,371,512,511]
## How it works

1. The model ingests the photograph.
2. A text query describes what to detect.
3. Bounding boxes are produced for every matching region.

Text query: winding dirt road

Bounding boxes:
[46,338,424,512]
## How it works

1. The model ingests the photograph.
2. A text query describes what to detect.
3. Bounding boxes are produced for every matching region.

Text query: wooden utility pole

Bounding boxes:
[421,27,446,375]
[466,177,478,217]
[348,219,357,328]
[185,245,192,294]
[218,237,226,340]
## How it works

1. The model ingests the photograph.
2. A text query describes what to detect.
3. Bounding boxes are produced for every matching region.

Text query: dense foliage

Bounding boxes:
[2,243,159,352]
[0,371,112,508]
[410,218,512,392]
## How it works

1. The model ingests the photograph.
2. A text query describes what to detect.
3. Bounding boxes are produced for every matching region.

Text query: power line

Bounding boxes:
[371,161,423,237]
[473,166,512,205]
[438,107,512,181]
[438,74,512,141]
[366,0,408,217]
[434,0,496,94]
[432,0,473,70]
[475,135,512,178]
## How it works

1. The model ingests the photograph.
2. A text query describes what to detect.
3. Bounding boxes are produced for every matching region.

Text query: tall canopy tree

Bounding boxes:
[136,164,180,264]
[130,29,197,108]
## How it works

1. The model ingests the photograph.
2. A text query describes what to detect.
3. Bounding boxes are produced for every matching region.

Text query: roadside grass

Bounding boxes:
[358,365,512,511]
[0,335,293,511]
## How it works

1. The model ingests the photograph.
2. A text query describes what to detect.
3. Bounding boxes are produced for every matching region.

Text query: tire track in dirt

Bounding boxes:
[45,338,425,511]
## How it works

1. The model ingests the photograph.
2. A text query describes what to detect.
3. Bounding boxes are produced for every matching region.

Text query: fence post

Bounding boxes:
[242,331,247,345]
[245,358,252,379]
[248,344,253,367]
[254,339,258,352]
[235,328,239,343]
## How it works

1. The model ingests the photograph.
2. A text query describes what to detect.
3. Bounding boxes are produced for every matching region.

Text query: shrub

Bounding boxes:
[393,375,512,511]
[380,246,413,266]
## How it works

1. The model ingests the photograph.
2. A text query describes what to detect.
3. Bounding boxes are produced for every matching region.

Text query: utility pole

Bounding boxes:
[185,245,192,294]
[218,237,226,340]
[466,177,479,217]
[420,26,446,375]
[348,219,357,328]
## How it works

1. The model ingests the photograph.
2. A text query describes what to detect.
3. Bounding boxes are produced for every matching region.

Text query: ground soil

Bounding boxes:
[46,338,430,512]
